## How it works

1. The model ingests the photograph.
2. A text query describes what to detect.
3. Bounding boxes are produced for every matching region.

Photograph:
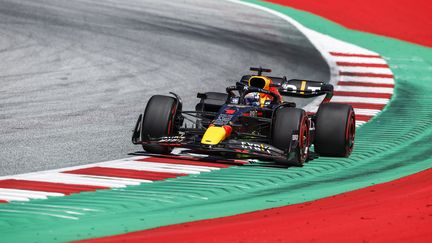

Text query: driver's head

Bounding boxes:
[248,76,271,90]
[244,92,260,107]
[247,76,274,107]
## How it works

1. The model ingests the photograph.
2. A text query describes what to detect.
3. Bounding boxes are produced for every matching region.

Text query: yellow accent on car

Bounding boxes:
[249,76,273,107]
[248,76,271,90]
[259,96,267,107]
[201,126,227,145]
[300,80,307,94]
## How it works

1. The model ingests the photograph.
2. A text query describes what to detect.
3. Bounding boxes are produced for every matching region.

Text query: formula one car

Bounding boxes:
[132,67,355,166]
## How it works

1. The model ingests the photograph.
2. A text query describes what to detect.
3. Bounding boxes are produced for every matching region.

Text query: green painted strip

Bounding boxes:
[1,1,431,242]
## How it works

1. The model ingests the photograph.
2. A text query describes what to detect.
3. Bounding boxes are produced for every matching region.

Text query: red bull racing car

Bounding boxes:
[132,67,356,166]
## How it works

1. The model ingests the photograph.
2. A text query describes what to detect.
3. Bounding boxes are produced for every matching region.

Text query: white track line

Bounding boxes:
[15,173,139,188]
[354,108,382,116]
[0,159,136,180]
[130,161,220,171]
[0,188,64,200]
[356,121,367,126]
[332,56,388,64]
[339,76,395,84]
[309,107,381,116]
[335,86,394,93]
[337,66,393,74]
[62,174,153,184]
[331,96,390,104]
[0,195,30,202]
[100,161,211,174]
[65,174,153,184]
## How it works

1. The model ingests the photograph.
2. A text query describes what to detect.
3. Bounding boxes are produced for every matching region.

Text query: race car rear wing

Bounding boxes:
[278,79,333,101]
[240,75,333,102]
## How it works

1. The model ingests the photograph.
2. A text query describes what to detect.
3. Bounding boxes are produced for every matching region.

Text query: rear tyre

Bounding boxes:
[141,95,178,154]
[271,107,309,166]
[314,103,355,157]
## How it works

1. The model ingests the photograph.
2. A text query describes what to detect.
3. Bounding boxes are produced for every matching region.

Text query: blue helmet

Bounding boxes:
[244,92,260,107]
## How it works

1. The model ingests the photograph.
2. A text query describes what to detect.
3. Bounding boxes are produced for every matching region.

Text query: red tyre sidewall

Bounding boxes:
[345,110,356,156]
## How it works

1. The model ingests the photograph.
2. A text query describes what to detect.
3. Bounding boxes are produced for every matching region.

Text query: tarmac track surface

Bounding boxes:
[0,0,329,176]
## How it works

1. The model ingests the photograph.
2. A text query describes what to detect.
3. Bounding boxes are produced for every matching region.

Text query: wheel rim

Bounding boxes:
[345,111,356,155]
[299,116,309,163]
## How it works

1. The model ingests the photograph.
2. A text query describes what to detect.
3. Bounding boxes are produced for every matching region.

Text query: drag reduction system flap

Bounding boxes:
[277,78,333,99]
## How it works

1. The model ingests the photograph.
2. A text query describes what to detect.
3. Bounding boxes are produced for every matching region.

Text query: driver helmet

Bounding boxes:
[244,92,261,107]
[249,76,271,90]
[247,76,274,107]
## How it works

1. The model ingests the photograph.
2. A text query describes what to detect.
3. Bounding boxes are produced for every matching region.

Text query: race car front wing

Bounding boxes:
[133,134,300,162]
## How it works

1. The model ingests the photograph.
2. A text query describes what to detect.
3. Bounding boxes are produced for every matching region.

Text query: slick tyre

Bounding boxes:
[272,107,309,166]
[141,95,177,154]
[314,103,355,157]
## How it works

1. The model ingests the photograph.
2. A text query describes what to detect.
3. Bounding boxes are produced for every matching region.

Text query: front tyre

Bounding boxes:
[271,107,310,166]
[141,95,178,154]
[314,103,355,157]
